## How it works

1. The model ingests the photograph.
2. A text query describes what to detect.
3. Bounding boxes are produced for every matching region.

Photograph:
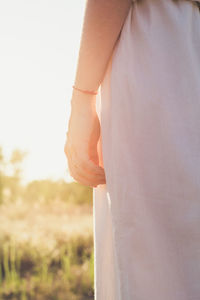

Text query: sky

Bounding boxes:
[0,0,86,184]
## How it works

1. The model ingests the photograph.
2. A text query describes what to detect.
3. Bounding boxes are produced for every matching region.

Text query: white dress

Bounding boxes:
[93,0,200,299]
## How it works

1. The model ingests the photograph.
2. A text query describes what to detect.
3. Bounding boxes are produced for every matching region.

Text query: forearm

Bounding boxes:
[73,0,132,92]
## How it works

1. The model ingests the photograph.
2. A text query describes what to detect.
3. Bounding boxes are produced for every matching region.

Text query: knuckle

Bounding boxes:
[64,143,68,153]
[64,144,70,157]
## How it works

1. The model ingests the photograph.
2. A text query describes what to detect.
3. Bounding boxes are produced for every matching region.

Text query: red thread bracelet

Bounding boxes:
[72,85,98,95]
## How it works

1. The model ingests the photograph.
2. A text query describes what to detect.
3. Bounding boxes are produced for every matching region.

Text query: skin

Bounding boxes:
[64,0,132,188]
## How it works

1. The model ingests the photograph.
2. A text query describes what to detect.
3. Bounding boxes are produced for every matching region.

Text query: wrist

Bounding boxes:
[71,89,97,110]
[72,85,98,96]
[72,88,97,99]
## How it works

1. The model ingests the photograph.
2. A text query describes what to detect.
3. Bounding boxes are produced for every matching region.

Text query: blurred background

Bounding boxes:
[0,0,94,299]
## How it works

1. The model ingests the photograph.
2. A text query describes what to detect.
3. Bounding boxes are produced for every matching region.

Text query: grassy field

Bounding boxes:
[0,196,94,300]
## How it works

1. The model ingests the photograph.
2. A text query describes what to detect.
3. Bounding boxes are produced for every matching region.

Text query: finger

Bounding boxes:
[76,159,106,184]
[74,163,106,184]
[75,151,106,177]
[66,142,106,182]
[64,139,71,159]
[68,143,105,177]
[68,148,106,185]
[67,158,98,188]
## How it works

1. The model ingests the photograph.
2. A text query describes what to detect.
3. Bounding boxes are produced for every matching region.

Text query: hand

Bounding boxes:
[64,91,106,188]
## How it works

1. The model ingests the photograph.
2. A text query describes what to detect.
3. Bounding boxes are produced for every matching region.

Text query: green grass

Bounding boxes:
[0,236,94,300]
[0,198,94,300]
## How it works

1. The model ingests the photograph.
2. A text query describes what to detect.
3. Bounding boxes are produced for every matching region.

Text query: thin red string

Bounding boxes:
[72,85,98,95]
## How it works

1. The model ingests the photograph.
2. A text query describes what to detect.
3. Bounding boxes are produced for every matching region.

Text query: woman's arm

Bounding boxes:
[73,0,132,93]
[65,0,132,187]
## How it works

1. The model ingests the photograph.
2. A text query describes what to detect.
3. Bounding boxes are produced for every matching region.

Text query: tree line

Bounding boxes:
[0,146,92,205]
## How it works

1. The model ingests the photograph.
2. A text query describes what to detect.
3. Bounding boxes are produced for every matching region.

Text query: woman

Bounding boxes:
[65,0,200,299]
